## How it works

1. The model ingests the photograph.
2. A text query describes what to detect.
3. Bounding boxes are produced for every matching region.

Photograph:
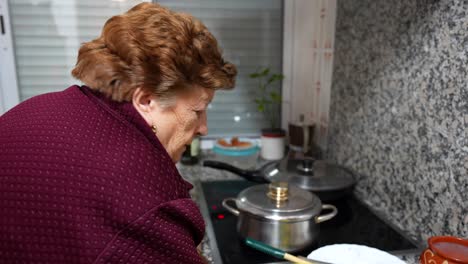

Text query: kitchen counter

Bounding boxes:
[177,161,422,264]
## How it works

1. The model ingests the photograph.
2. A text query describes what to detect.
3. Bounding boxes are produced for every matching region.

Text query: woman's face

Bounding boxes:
[136,86,215,163]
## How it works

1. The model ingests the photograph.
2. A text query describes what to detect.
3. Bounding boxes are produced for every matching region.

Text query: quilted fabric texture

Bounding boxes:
[0,85,205,263]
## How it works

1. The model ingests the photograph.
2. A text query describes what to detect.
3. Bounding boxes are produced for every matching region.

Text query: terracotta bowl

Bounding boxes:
[420,236,468,264]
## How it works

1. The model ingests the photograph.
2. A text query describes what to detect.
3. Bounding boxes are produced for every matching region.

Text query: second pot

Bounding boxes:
[203,159,356,201]
[222,182,337,252]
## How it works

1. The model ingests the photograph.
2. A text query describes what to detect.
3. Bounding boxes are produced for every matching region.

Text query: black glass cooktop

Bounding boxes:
[198,180,420,264]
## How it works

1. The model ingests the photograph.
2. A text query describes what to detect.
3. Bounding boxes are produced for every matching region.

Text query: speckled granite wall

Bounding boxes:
[328,0,467,243]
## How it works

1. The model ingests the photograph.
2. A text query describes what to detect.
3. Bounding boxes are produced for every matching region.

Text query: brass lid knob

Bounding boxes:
[267,182,289,202]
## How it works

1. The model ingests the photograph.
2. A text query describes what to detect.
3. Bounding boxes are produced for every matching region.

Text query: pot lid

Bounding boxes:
[285,159,355,192]
[235,182,322,221]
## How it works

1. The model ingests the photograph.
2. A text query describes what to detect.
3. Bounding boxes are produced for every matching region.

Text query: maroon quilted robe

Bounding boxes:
[0,85,206,263]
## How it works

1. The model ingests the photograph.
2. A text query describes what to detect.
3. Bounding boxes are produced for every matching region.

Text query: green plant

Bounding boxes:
[249,67,285,129]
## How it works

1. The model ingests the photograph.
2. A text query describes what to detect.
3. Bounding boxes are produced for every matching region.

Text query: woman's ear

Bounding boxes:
[132,87,158,125]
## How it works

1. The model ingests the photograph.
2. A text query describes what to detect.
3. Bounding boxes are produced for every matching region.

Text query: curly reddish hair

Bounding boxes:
[72,3,237,102]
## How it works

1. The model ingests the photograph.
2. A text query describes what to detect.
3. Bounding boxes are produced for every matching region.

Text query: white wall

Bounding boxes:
[282,0,336,149]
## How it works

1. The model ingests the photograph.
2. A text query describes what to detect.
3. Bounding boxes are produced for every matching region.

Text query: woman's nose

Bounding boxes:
[197,113,208,136]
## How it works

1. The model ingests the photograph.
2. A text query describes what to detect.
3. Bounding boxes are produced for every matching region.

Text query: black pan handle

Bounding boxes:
[202,160,269,183]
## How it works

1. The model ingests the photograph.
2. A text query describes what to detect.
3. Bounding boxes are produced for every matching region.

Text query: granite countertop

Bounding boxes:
[177,161,422,264]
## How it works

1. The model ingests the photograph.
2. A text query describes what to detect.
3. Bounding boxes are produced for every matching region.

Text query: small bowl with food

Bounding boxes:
[212,137,260,169]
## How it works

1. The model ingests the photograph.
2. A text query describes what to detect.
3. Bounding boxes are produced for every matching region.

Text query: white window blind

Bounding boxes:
[9,0,147,100]
[9,0,283,136]
[157,0,283,136]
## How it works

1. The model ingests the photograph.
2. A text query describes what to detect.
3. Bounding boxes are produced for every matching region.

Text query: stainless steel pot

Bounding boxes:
[222,182,337,252]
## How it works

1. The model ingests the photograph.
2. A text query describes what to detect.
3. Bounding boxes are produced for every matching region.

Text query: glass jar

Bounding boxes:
[181,136,200,165]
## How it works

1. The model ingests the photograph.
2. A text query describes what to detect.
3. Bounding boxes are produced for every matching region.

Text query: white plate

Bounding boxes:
[307,244,406,264]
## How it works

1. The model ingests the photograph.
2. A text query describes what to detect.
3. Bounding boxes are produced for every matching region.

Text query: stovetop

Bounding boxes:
[197,180,420,264]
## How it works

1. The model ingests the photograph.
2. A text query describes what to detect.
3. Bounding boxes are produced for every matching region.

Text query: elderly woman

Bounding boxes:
[0,3,236,264]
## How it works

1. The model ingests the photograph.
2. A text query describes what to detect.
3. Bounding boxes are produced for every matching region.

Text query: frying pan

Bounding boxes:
[202,158,356,201]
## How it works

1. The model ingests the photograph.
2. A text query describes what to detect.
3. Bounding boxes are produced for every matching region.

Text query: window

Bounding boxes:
[6,0,148,100]
[2,0,283,136]
[157,0,283,136]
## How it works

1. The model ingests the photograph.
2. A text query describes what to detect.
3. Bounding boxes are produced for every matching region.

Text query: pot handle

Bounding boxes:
[315,204,338,224]
[222,198,240,216]
[203,160,269,183]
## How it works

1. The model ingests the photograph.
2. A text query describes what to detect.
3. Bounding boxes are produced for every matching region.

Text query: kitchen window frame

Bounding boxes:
[0,0,20,114]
